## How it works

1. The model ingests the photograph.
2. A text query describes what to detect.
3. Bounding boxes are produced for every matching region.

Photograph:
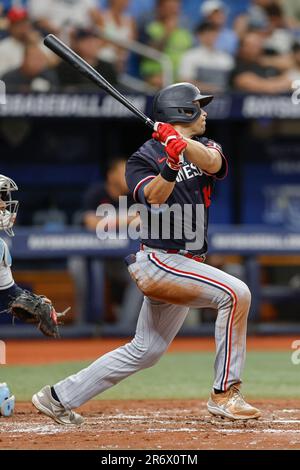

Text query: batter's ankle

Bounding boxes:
[50,386,61,403]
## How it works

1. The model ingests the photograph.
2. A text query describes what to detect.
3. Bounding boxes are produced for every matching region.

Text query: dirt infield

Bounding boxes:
[1,399,300,450]
[5,336,298,365]
[1,336,299,450]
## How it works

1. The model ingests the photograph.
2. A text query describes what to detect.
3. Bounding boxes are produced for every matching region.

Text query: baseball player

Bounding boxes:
[0,174,19,417]
[0,175,23,311]
[0,174,60,416]
[32,83,261,424]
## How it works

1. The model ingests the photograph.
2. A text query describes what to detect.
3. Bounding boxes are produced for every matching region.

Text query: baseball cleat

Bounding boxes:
[32,385,83,425]
[207,384,261,420]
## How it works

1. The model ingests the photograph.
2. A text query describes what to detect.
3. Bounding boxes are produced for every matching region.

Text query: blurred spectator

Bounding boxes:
[231,31,292,93]
[2,43,58,92]
[140,0,193,82]
[82,157,143,329]
[0,7,54,78]
[288,41,300,81]
[55,28,118,91]
[96,0,137,73]
[27,0,102,37]
[0,3,7,38]
[142,68,164,91]
[179,22,234,93]
[83,157,131,230]
[234,0,279,37]
[200,0,238,55]
[263,2,294,55]
[282,0,300,28]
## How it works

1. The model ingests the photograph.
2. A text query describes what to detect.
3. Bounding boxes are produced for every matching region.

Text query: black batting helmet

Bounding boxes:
[152,82,213,124]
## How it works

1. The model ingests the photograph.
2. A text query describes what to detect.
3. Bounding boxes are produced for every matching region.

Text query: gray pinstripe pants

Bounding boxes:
[55,248,251,409]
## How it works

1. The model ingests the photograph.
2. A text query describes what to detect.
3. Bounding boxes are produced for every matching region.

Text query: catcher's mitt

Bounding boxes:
[8,291,69,338]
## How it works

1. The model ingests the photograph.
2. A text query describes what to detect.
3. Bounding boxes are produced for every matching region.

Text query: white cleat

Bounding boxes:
[32,385,83,425]
[207,384,261,421]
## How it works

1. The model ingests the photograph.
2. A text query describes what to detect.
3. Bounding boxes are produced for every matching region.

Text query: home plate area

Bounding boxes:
[0,399,300,450]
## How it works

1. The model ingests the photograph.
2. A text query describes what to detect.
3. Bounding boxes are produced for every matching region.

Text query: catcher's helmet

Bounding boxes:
[152,82,213,124]
[0,174,19,237]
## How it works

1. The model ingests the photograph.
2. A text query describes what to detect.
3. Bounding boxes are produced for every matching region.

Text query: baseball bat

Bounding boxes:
[44,34,155,129]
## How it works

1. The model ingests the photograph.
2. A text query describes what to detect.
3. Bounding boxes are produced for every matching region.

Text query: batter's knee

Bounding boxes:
[218,279,251,314]
[142,350,164,368]
[235,281,251,309]
[126,339,167,369]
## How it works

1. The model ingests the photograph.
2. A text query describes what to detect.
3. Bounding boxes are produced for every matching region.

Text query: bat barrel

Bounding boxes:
[44,34,155,129]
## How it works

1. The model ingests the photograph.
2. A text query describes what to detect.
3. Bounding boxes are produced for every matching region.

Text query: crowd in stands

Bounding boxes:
[0,0,300,94]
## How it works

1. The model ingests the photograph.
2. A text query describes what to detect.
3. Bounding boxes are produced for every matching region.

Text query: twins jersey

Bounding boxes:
[126,136,228,255]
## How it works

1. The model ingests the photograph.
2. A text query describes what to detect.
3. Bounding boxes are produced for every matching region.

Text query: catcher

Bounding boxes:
[0,174,62,339]
[0,174,63,416]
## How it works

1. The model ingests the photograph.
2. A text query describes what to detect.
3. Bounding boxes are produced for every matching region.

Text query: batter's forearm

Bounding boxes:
[183,138,222,174]
[144,174,175,205]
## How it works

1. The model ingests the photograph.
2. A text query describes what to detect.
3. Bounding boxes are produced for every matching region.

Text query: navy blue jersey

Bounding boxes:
[126,137,228,255]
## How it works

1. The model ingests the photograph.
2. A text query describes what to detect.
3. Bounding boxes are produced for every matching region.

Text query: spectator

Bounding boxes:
[234,0,279,37]
[55,28,118,91]
[82,157,142,329]
[83,157,133,229]
[288,41,300,82]
[141,69,164,91]
[200,0,238,55]
[282,0,300,28]
[140,0,193,81]
[179,22,234,93]
[231,31,292,93]
[0,3,7,38]
[2,44,58,92]
[263,2,294,55]
[0,7,53,78]
[96,0,137,73]
[27,0,102,37]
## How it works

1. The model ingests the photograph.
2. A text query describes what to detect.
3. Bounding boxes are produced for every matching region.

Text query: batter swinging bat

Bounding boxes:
[43,34,155,129]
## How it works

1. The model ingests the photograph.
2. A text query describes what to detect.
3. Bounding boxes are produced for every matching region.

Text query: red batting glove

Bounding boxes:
[165,137,187,170]
[152,122,180,144]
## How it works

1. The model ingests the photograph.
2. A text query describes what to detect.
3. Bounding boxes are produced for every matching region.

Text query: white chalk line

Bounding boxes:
[2,421,300,437]
[272,419,300,424]
[282,409,300,413]
[71,414,300,425]
[2,409,300,437]
[0,423,71,435]
[6,427,300,435]
[217,429,300,435]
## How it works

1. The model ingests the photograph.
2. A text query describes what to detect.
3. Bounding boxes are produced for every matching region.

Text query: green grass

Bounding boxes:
[0,352,299,401]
